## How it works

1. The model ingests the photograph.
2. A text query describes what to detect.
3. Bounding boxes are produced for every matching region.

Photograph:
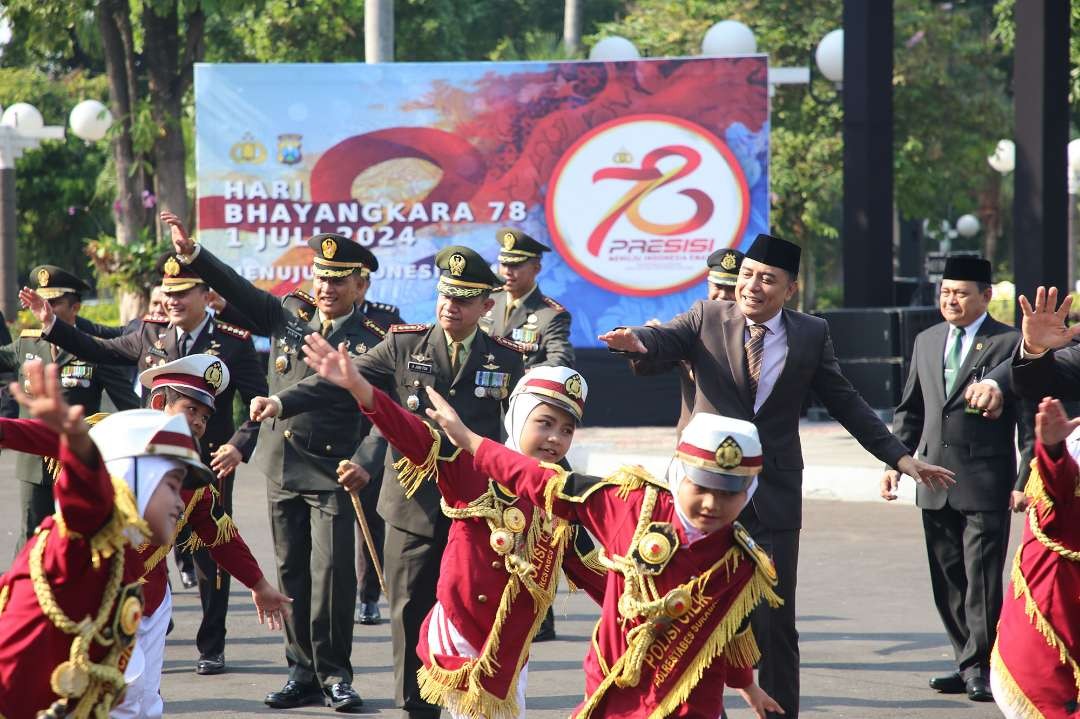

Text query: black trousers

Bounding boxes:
[921,505,1010,680]
[193,475,234,659]
[269,482,357,687]
[17,477,54,553]
[355,475,385,604]
[740,507,801,719]
[384,518,450,717]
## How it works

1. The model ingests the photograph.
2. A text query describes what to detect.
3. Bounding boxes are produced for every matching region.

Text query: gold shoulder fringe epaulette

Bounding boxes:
[493,335,529,353]
[361,317,387,338]
[142,313,169,324]
[733,522,778,584]
[543,296,567,313]
[20,328,42,338]
[391,323,430,333]
[289,289,317,306]
[215,320,251,340]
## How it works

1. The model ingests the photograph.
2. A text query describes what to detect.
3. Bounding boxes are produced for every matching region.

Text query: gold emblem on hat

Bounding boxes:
[204,361,224,390]
[715,436,743,470]
[638,532,673,565]
[663,587,692,619]
[51,660,90,698]
[163,256,181,277]
[564,373,583,400]
[448,252,466,277]
[720,252,738,271]
[119,595,143,635]
[503,507,526,532]
[501,231,516,250]
[37,268,50,287]
[322,237,338,259]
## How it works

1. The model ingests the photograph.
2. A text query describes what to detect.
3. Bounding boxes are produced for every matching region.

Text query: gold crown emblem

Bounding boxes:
[564,373,583,400]
[37,268,50,287]
[204,361,224,390]
[715,436,743,470]
[163,256,181,277]
[448,252,466,277]
[720,252,738,271]
[321,237,338,259]
[501,231,516,250]
[612,147,633,164]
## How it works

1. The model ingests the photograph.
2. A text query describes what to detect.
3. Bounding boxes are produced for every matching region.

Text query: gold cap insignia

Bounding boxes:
[564,373,583,400]
[715,436,743,470]
[663,587,692,619]
[638,532,673,565]
[720,252,738,271]
[37,268,50,287]
[204,361,224,390]
[163,256,181,277]
[321,237,337,259]
[503,507,526,532]
[501,231,516,250]
[448,252,466,277]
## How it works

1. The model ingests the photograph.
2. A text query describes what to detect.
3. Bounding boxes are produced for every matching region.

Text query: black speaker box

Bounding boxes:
[836,357,905,410]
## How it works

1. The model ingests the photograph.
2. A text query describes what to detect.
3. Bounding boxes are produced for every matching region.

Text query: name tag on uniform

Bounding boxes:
[408,361,433,374]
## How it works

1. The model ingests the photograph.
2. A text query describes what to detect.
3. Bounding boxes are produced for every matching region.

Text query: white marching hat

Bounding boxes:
[511,366,588,422]
[139,353,229,410]
[675,413,762,492]
[90,409,214,488]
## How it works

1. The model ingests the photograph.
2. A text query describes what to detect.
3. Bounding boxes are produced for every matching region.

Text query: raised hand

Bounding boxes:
[423,386,482,454]
[19,286,53,327]
[1018,286,1080,354]
[597,327,647,353]
[1034,396,1080,447]
[301,333,373,407]
[160,211,196,256]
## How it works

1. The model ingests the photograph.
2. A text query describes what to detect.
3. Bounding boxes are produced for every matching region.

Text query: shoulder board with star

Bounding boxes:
[492,335,529,353]
[360,316,387,338]
[20,328,42,338]
[733,522,778,584]
[288,289,317,307]
[542,296,567,313]
[214,320,251,340]
[142,313,169,324]
[390,323,430,333]
[366,300,399,315]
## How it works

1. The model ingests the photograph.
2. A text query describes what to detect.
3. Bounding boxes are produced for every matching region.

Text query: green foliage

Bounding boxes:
[85,232,168,296]
[0,67,113,285]
[74,300,122,326]
[993,0,1080,117]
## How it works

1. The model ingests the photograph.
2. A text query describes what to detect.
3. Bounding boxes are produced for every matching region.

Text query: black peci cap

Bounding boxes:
[744,233,801,276]
[942,256,992,284]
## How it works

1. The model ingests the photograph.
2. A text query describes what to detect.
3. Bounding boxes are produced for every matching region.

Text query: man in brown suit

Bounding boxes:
[600,233,954,719]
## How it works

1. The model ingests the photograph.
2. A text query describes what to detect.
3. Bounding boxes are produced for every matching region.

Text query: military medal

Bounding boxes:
[474,386,486,398]
[527,313,538,324]
[406,394,420,411]
[475,370,510,399]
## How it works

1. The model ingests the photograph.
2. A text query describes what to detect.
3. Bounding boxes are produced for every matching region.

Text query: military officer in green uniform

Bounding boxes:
[1,265,139,549]
[480,228,575,369]
[165,212,391,712]
[20,253,268,677]
[255,246,526,719]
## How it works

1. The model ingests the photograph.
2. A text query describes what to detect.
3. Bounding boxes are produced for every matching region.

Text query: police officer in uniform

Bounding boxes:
[1,265,139,549]
[164,213,391,712]
[21,254,267,677]
[257,246,526,719]
[480,228,574,369]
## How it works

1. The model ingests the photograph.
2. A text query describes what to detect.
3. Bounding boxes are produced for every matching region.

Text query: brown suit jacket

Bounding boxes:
[631,300,909,529]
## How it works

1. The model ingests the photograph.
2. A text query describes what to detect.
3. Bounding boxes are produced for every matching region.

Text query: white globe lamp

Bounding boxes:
[956,214,980,238]
[815,29,844,84]
[589,36,640,61]
[69,99,113,142]
[988,139,1015,175]
[701,20,757,56]
[1,102,44,131]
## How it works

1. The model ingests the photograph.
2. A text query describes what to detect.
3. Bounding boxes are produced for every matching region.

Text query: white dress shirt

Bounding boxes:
[942,312,988,369]
[745,310,788,414]
[176,312,212,354]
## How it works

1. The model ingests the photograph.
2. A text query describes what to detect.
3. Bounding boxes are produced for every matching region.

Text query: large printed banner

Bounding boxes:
[194,58,769,346]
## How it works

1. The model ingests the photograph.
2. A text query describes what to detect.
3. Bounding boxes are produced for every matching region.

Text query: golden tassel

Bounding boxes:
[1010,557,1080,698]
[723,626,762,668]
[211,513,238,547]
[393,426,442,498]
[990,644,1050,719]
[0,584,8,617]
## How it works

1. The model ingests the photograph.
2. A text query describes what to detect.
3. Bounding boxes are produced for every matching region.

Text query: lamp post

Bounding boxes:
[0,99,112,317]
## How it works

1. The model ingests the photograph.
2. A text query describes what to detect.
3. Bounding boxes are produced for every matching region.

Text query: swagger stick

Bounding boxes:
[339,460,387,595]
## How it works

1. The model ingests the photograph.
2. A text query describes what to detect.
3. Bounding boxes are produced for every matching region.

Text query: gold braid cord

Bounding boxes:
[991,643,1049,719]
[0,585,9,618]
[577,486,782,719]
[393,424,443,498]
[1024,465,1080,562]
[419,488,573,719]
[30,528,129,718]
[52,477,146,571]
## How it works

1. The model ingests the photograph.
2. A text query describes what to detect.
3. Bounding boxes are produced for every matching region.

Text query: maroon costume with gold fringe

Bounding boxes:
[471,438,781,719]
[991,441,1080,718]
[360,387,604,719]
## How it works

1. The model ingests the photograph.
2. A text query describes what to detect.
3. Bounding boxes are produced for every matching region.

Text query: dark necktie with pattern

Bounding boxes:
[179,333,191,357]
[745,323,768,403]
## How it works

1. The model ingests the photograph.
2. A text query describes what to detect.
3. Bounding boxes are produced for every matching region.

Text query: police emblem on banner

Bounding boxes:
[229,132,267,164]
[277,133,302,165]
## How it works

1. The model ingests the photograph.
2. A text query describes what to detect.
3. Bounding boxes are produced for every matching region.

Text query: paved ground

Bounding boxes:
[0,423,1015,718]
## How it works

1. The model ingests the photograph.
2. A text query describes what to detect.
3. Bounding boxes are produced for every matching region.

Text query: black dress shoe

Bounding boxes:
[966,676,993,702]
[533,607,556,642]
[265,680,324,709]
[357,600,381,625]
[928,672,965,694]
[325,682,364,712]
[180,569,198,589]
[196,653,225,675]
